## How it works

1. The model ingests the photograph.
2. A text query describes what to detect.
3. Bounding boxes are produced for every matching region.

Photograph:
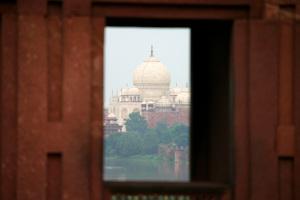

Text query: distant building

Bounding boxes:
[106,49,190,132]
[104,112,122,135]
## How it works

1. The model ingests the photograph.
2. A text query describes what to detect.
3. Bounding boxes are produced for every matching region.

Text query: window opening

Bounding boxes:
[103,27,191,181]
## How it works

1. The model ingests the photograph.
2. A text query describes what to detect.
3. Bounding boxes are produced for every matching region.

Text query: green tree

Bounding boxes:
[173,132,189,147]
[104,132,122,156]
[155,121,172,144]
[141,129,160,154]
[125,112,148,134]
[115,132,142,157]
[170,123,189,147]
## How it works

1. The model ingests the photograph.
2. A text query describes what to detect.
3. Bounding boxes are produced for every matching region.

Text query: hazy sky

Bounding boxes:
[104,27,190,107]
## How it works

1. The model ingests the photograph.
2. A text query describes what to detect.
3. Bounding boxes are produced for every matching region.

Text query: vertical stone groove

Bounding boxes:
[46,153,62,200]
[47,6,63,122]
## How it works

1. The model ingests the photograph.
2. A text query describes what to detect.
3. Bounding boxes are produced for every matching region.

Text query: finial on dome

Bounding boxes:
[150,45,154,57]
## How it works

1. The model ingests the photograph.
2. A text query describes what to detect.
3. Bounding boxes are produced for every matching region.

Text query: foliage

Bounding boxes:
[105,132,121,156]
[170,123,189,147]
[115,132,142,157]
[142,130,160,154]
[125,112,148,134]
[155,122,172,144]
[105,120,189,158]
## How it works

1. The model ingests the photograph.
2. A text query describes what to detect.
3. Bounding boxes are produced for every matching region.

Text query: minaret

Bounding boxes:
[150,45,154,57]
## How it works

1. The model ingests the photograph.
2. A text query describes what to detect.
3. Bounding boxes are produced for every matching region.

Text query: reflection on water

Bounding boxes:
[104,157,189,181]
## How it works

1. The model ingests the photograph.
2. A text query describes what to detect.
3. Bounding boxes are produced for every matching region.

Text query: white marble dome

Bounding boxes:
[133,56,170,100]
[133,56,170,86]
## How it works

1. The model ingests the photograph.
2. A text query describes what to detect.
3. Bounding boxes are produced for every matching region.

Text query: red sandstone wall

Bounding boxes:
[0,1,300,200]
[142,109,189,128]
[1,1,103,200]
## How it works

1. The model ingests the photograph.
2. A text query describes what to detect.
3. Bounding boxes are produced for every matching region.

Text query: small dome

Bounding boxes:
[107,113,117,119]
[120,87,139,95]
[175,92,190,104]
[133,56,170,87]
[127,87,140,95]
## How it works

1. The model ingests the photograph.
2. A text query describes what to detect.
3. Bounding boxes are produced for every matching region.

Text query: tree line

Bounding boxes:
[105,112,189,157]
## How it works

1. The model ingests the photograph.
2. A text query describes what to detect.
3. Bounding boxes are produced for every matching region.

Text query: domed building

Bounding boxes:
[133,56,170,101]
[107,50,190,131]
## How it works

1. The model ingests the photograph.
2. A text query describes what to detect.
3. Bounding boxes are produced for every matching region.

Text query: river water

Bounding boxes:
[104,157,189,181]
